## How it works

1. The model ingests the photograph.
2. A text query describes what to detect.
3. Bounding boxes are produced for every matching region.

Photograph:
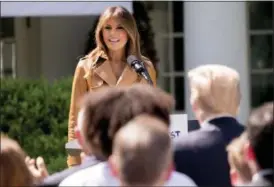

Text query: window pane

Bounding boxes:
[2,41,14,69]
[172,1,184,32]
[173,37,184,72]
[249,2,273,30]
[159,37,171,72]
[250,35,273,69]
[151,2,171,33]
[0,18,15,38]
[159,76,171,94]
[175,76,185,111]
[251,73,273,108]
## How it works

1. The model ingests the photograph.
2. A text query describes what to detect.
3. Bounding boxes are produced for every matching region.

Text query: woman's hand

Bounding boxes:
[80,152,87,163]
[25,156,49,184]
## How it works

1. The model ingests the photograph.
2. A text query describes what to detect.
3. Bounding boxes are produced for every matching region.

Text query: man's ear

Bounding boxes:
[244,142,255,161]
[76,108,85,148]
[230,168,238,186]
[192,100,198,113]
[108,155,118,177]
[190,94,199,113]
[164,161,174,181]
[75,128,83,148]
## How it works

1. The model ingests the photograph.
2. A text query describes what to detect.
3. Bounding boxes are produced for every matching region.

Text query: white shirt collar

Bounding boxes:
[59,162,197,186]
[252,169,273,182]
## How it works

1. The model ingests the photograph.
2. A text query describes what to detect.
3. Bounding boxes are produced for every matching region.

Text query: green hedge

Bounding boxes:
[0,77,73,174]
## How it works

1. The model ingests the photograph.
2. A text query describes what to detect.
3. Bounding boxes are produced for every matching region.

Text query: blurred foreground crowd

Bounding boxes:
[1,64,273,187]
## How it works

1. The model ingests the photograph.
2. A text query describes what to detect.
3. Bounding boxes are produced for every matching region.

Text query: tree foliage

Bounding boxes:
[0,77,73,173]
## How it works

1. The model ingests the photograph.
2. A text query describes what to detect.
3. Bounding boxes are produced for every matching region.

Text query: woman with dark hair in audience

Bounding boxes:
[76,84,173,161]
[0,134,34,187]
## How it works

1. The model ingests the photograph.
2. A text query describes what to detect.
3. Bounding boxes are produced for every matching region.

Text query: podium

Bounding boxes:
[65,140,82,156]
[65,114,200,155]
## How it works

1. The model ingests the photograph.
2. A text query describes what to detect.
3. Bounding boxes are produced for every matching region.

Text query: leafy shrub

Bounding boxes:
[0,77,73,174]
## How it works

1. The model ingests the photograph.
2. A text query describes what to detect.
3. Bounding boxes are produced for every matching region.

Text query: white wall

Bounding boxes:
[184,2,250,123]
[14,17,41,78]
[28,18,41,78]
[40,16,96,81]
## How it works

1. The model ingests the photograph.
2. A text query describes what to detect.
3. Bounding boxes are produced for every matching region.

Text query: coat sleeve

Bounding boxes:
[142,57,157,87]
[67,60,88,167]
[147,62,157,87]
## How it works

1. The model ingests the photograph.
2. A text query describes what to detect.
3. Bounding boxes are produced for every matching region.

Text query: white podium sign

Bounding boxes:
[169,114,188,140]
[66,114,189,155]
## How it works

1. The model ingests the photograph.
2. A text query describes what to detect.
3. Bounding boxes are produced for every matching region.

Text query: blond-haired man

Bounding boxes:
[174,64,245,187]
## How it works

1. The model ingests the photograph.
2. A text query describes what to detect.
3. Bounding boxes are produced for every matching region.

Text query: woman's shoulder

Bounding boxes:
[76,55,101,70]
[74,56,94,78]
[76,55,90,68]
[77,50,107,69]
[141,56,154,68]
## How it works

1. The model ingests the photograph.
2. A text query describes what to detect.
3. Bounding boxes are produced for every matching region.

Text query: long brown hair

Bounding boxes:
[0,134,34,186]
[88,6,143,67]
[80,84,174,159]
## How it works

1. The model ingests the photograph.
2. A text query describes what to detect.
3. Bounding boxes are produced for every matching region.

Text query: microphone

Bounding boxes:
[126,55,153,85]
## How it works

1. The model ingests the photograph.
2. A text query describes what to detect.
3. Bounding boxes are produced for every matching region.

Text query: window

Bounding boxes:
[152,1,185,112]
[0,18,15,38]
[0,18,16,78]
[249,2,273,108]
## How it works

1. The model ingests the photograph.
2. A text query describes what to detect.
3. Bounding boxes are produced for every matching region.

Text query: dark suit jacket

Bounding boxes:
[174,117,245,187]
[39,156,101,187]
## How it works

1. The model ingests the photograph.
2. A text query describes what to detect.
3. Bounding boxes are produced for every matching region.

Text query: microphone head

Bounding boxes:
[126,55,138,66]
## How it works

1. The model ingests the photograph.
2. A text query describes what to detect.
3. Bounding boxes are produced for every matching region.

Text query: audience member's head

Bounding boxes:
[227,132,252,186]
[79,84,174,160]
[109,114,173,186]
[244,102,273,182]
[0,134,34,187]
[188,64,241,123]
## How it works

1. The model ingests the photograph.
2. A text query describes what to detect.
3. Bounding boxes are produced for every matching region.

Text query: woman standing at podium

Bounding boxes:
[67,6,157,167]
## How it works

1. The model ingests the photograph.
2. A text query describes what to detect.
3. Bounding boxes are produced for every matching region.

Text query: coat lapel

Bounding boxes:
[92,54,140,87]
[116,64,139,86]
[94,59,117,86]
